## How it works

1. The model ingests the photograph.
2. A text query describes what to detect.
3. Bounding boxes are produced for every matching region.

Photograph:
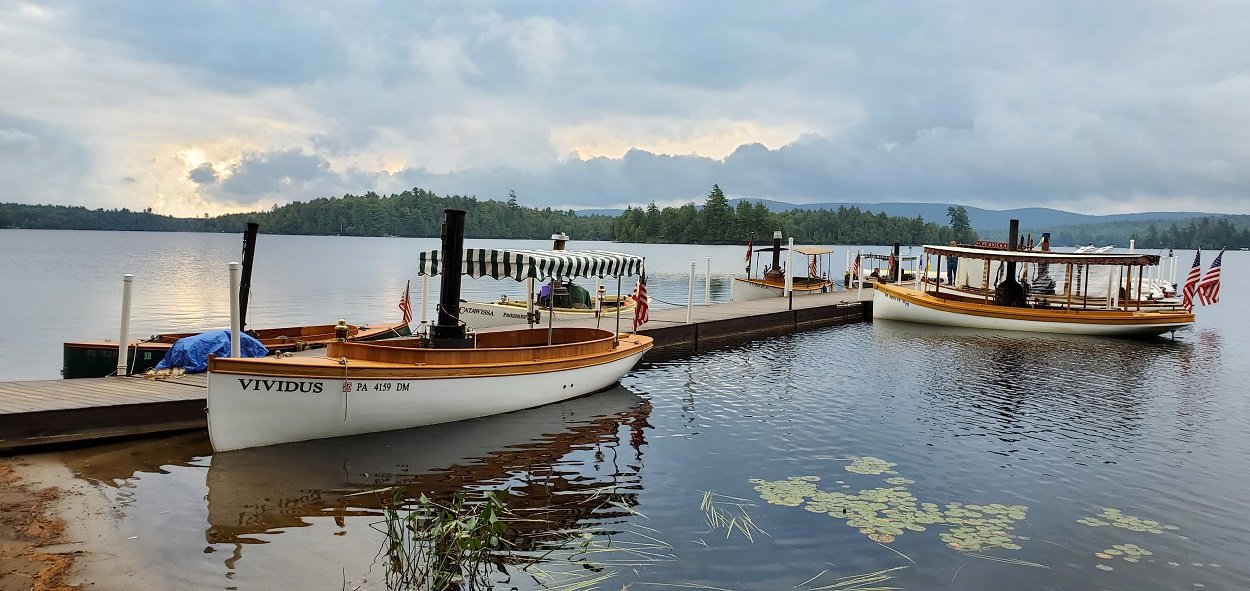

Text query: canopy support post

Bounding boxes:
[615,275,622,347]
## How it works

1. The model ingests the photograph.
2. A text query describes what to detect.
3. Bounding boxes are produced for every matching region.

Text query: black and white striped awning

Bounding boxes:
[417,248,645,282]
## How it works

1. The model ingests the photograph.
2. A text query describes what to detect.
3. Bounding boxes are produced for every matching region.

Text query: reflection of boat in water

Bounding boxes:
[456,233,639,329]
[205,384,652,546]
[207,210,652,451]
[733,231,835,301]
[873,220,1195,338]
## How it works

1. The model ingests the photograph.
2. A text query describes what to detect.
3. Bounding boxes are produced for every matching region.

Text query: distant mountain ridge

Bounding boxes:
[575,199,1223,231]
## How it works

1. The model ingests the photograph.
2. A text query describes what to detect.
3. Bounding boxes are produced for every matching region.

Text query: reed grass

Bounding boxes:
[376,490,512,590]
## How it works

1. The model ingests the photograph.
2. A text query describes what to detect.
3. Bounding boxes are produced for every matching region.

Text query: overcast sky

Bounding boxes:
[3,1,1249,217]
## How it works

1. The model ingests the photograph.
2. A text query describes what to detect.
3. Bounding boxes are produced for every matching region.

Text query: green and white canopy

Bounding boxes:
[417,248,645,282]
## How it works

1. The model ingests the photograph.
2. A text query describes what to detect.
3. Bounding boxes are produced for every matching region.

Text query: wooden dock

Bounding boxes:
[0,292,869,452]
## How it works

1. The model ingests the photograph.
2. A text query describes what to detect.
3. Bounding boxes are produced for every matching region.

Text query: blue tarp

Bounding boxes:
[154,330,269,373]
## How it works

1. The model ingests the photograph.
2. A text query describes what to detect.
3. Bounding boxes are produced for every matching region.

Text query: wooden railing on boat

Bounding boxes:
[325,327,619,366]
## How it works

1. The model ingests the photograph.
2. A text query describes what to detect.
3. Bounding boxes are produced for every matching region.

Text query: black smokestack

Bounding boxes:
[433,209,467,340]
[1006,218,1020,278]
[994,218,1026,307]
[771,230,782,274]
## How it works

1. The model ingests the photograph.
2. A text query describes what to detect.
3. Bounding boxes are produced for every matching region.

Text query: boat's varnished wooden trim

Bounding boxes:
[876,283,1194,326]
[207,333,653,379]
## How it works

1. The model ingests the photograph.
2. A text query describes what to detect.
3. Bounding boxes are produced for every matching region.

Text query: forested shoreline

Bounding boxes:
[4,184,1248,248]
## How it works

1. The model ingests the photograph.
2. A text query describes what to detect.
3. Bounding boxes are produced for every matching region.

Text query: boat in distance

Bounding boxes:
[872,221,1194,338]
[207,208,653,452]
[733,230,836,301]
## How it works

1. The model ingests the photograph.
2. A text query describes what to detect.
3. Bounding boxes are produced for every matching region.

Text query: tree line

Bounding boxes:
[2,185,977,245]
[1012,216,1250,250]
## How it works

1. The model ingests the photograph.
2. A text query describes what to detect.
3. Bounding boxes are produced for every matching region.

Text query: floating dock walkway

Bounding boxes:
[0,293,869,452]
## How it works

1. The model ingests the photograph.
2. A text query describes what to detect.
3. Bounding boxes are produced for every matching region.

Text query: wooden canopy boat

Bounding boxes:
[207,209,653,451]
[872,221,1194,337]
[733,231,836,301]
[62,321,411,379]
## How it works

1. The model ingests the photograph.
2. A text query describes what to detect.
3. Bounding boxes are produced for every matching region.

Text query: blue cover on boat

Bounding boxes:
[154,330,269,373]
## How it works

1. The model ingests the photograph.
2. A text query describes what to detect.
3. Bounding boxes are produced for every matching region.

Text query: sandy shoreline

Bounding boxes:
[1,454,165,590]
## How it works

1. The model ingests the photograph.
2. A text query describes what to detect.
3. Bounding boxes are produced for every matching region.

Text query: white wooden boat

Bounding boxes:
[457,293,637,328]
[733,231,835,301]
[207,209,653,452]
[872,222,1194,338]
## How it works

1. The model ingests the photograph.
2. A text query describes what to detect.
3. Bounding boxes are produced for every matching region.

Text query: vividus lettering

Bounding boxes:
[237,378,323,393]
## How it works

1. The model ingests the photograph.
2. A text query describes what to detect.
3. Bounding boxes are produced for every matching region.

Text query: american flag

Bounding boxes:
[1181,249,1201,312]
[399,280,413,324]
[808,255,818,278]
[1196,249,1224,306]
[853,253,860,279]
[632,273,649,331]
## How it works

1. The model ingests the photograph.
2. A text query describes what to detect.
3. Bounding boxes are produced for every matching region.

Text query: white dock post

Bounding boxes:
[687,260,695,323]
[856,250,863,301]
[729,273,735,301]
[115,274,133,377]
[1129,239,1136,254]
[785,238,794,297]
[229,262,241,358]
[705,257,712,304]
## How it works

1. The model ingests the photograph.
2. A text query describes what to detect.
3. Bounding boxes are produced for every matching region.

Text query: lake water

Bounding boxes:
[3,229,1248,590]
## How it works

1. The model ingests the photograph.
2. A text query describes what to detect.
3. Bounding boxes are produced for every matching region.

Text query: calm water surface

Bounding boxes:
[4,230,1248,590]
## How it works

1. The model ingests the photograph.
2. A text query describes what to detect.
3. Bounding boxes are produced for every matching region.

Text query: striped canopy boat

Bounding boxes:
[416,248,645,281]
[416,248,647,329]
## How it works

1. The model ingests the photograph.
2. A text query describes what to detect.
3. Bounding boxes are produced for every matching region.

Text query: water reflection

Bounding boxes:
[203,385,652,569]
[871,320,1195,461]
[63,431,211,486]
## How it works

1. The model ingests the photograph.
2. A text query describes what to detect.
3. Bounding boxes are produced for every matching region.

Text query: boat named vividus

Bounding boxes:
[207,209,653,452]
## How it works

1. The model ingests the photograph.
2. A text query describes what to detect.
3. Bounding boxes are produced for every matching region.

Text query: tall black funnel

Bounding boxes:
[433,209,467,341]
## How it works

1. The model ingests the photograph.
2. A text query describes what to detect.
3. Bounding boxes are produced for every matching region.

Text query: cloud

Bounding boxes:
[3,1,1250,217]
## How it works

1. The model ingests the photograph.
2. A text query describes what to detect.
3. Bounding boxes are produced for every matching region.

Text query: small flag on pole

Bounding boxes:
[808,255,818,278]
[853,254,860,279]
[632,273,649,331]
[1196,249,1224,306]
[1181,249,1201,312]
[399,280,413,324]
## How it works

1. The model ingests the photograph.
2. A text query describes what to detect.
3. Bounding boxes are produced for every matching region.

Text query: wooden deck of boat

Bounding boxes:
[0,292,868,452]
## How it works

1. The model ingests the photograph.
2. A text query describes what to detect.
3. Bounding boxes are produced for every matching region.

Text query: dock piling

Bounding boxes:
[228,262,241,358]
[116,274,133,377]
[705,257,712,304]
[687,260,695,323]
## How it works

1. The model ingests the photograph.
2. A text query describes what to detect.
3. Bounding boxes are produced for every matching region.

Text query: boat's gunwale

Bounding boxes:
[207,333,653,379]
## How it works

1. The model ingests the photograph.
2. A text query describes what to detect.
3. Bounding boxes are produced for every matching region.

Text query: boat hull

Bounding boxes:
[457,298,635,329]
[207,335,651,451]
[731,278,834,302]
[872,283,1193,337]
